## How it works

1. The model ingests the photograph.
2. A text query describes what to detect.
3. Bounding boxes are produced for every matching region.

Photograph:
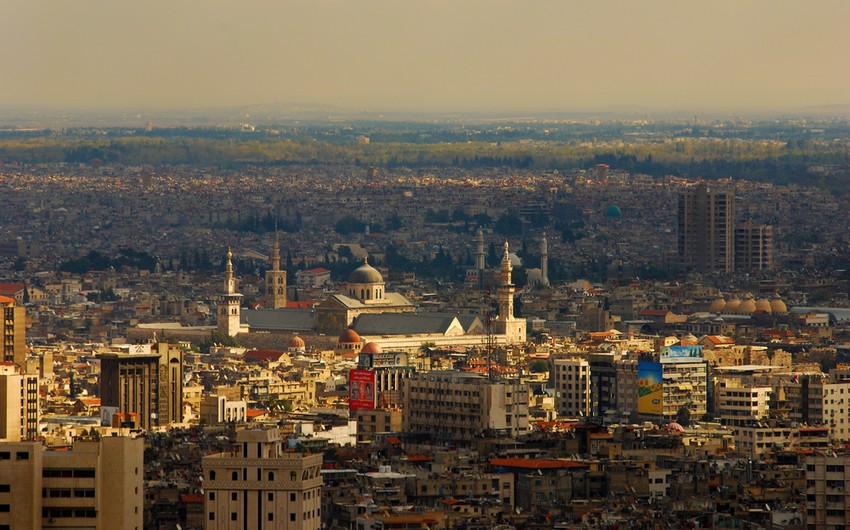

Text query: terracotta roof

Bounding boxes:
[180,494,204,504]
[489,457,586,470]
[0,283,24,295]
[0,295,16,304]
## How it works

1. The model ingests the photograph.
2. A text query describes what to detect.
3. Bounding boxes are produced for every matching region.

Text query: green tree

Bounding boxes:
[676,406,691,427]
[529,359,550,374]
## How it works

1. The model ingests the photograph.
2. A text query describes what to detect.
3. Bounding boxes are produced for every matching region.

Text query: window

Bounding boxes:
[268,472,275,481]
[290,493,296,501]
[268,513,274,521]
[268,492,273,501]
[209,492,216,500]
[15,452,28,460]
[0,485,9,493]
[231,512,237,521]
[0,506,8,513]
[209,512,215,521]
[231,471,238,481]
[231,492,237,501]
[290,513,296,521]
[209,471,216,480]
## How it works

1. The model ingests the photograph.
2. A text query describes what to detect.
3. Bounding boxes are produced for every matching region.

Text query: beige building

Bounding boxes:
[678,185,734,273]
[553,357,591,419]
[0,436,144,530]
[202,428,322,530]
[98,342,184,430]
[734,220,773,272]
[714,380,772,427]
[805,453,850,530]
[1,296,26,371]
[402,371,529,444]
[0,363,39,441]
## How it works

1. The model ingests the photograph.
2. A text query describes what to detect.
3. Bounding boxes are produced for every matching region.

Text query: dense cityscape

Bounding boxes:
[2,1,849,529]
[0,116,849,530]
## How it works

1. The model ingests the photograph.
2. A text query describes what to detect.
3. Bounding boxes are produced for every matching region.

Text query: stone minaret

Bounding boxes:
[218,248,244,337]
[475,227,486,271]
[495,242,526,344]
[265,232,287,309]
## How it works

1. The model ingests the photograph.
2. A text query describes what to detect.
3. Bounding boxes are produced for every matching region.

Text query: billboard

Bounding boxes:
[637,361,663,415]
[349,369,376,411]
[660,345,703,361]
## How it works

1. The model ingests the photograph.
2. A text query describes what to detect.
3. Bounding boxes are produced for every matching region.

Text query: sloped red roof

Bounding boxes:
[0,283,24,295]
[489,457,586,470]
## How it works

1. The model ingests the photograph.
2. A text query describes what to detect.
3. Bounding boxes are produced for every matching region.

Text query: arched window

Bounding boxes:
[268,471,275,481]
[360,289,365,299]
[290,471,297,481]
[278,287,283,294]
[232,471,238,481]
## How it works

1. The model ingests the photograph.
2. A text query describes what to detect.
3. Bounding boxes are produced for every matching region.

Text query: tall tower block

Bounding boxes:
[678,185,734,273]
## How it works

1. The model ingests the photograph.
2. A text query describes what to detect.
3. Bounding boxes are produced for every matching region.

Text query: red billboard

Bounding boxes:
[349,369,376,411]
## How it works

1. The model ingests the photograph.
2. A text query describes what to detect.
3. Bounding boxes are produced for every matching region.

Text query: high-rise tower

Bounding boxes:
[265,232,287,309]
[494,242,525,344]
[678,185,734,273]
[218,248,244,337]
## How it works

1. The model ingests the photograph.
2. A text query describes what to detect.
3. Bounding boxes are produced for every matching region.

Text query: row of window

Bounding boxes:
[42,488,95,498]
[41,508,96,518]
[208,468,319,482]
[42,469,96,478]
[0,452,28,461]
[210,508,320,522]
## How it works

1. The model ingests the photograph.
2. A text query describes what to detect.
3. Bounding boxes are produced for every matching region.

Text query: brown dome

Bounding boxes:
[770,295,787,314]
[709,297,727,313]
[361,341,383,354]
[338,328,361,344]
[288,335,305,348]
[755,299,773,313]
[738,297,757,314]
[724,298,741,313]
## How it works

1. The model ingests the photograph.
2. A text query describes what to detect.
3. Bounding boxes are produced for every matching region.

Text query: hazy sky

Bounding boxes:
[2,0,848,113]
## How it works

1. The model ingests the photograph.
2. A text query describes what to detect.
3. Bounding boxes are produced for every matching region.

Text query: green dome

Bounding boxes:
[605,204,622,218]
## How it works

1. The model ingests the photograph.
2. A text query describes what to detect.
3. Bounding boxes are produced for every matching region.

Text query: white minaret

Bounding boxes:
[218,248,244,337]
[540,232,550,287]
[495,241,526,344]
[265,232,287,309]
[475,227,485,271]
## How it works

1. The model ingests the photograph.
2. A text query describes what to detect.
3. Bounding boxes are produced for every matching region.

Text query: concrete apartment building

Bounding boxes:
[805,453,850,530]
[678,185,735,273]
[734,220,774,271]
[714,380,772,427]
[1,296,26,371]
[553,357,592,419]
[0,363,39,441]
[0,436,144,530]
[202,428,322,530]
[786,376,850,442]
[98,342,184,430]
[402,371,529,444]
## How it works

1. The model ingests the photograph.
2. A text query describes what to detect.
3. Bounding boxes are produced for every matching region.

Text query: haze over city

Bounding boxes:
[2,0,849,115]
[3,2,850,530]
